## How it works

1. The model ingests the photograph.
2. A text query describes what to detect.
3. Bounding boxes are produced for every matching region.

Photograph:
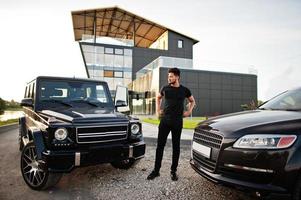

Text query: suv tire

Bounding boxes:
[111,158,138,169]
[20,141,62,190]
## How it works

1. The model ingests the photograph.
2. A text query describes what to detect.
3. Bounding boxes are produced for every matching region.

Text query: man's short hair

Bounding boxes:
[168,67,181,77]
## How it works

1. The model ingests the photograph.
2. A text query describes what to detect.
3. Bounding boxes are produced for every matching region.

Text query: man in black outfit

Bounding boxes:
[147,67,195,181]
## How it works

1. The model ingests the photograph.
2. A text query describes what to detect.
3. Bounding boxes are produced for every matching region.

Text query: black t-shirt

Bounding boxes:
[160,84,192,118]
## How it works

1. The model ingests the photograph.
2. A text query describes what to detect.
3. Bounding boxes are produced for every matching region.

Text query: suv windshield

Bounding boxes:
[259,89,301,111]
[38,80,113,108]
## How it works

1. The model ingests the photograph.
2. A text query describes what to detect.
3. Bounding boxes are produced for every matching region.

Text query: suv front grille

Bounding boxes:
[76,123,128,144]
[192,129,223,172]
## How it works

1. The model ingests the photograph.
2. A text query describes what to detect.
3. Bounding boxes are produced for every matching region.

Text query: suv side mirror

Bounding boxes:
[115,86,128,107]
[115,86,130,113]
[21,98,33,107]
[115,100,127,107]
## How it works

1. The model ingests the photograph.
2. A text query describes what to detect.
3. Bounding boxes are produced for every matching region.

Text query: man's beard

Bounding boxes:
[168,80,176,85]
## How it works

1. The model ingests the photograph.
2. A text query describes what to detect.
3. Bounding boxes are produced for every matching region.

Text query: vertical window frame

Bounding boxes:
[178,39,184,48]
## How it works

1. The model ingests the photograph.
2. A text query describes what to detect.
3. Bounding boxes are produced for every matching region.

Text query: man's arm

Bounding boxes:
[183,95,196,117]
[156,93,163,117]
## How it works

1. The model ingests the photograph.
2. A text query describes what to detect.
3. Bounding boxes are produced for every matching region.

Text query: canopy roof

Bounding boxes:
[71,6,198,48]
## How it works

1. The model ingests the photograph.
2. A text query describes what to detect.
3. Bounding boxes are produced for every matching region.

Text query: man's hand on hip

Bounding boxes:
[157,109,164,117]
[183,111,191,117]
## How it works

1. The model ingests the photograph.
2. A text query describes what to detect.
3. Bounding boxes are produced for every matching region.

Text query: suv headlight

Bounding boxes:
[54,128,68,141]
[130,123,140,135]
[233,134,297,149]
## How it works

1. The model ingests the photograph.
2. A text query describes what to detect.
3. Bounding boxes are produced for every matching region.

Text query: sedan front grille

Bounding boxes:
[194,129,223,149]
[192,129,223,172]
[192,150,216,172]
[76,123,128,144]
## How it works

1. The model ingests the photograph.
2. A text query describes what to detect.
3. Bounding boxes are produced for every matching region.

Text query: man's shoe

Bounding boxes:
[147,171,160,180]
[170,171,178,181]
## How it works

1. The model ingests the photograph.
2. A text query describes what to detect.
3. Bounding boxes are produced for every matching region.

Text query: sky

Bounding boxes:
[0,0,301,102]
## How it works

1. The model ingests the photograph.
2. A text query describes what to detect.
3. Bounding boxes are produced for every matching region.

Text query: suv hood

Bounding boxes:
[39,107,128,124]
[198,110,301,137]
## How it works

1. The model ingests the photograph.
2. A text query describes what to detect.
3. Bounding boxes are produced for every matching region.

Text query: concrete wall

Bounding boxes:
[159,67,257,116]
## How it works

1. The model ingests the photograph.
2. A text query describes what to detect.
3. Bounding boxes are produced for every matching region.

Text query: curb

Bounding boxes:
[142,121,194,130]
[0,123,18,133]
[144,137,192,147]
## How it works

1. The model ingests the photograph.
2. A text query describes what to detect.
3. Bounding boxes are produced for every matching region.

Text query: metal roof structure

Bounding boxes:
[71,6,198,48]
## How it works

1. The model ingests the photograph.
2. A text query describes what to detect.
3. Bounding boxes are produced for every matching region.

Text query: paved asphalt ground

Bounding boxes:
[0,123,257,200]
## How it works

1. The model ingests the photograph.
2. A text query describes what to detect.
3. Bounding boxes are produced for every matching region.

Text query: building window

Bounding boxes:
[178,39,183,48]
[114,71,123,78]
[124,49,132,56]
[82,45,95,53]
[96,46,104,54]
[115,48,123,55]
[105,47,114,54]
[104,70,114,77]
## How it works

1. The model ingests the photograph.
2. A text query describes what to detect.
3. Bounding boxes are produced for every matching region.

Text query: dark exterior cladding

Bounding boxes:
[132,31,195,79]
[159,67,258,116]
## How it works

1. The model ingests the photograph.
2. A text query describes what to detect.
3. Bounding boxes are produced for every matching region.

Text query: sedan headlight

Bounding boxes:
[233,134,297,149]
[54,128,68,141]
[130,123,140,135]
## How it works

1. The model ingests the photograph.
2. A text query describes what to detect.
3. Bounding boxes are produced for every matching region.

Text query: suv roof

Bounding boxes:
[27,76,107,85]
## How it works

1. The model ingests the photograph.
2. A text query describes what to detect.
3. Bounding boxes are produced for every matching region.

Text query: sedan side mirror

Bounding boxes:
[21,98,33,107]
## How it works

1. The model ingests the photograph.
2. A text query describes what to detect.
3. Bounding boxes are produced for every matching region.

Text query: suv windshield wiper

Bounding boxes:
[41,99,73,107]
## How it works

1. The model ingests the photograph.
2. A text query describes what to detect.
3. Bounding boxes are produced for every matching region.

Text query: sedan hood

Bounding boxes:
[198,110,301,137]
[39,107,128,124]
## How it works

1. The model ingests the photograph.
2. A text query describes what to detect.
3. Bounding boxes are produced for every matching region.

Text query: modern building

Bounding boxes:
[71,6,257,116]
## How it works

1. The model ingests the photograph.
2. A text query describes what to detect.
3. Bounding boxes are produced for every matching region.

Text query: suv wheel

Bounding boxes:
[21,142,62,190]
[111,158,138,169]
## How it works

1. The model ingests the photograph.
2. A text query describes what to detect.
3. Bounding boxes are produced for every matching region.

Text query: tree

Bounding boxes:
[0,98,6,115]
[241,100,264,111]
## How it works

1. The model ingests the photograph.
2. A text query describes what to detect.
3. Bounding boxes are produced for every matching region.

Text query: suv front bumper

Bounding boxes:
[42,141,145,172]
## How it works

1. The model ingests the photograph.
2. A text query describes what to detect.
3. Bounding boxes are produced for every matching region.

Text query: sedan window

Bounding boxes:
[260,89,301,111]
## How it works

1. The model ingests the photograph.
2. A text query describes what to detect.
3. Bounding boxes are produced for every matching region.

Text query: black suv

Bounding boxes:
[19,76,145,190]
[190,87,301,199]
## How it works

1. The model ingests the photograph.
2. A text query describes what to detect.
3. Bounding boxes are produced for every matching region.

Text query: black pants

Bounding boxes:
[154,117,183,173]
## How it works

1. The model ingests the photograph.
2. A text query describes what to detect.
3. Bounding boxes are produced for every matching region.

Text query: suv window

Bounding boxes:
[28,84,31,98]
[38,80,112,107]
[32,82,35,100]
[24,86,28,98]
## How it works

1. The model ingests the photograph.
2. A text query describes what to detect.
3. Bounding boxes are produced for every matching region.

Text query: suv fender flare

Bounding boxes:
[29,127,45,160]
[19,117,27,137]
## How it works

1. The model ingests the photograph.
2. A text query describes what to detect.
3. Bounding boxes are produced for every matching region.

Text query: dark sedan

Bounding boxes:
[190,87,301,199]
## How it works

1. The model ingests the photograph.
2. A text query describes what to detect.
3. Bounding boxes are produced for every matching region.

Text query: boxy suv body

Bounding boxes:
[19,76,145,190]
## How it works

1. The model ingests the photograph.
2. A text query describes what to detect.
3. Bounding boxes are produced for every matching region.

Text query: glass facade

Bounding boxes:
[81,43,133,96]
[129,67,160,115]
[130,56,193,115]
[81,34,134,47]
[136,56,193,78]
